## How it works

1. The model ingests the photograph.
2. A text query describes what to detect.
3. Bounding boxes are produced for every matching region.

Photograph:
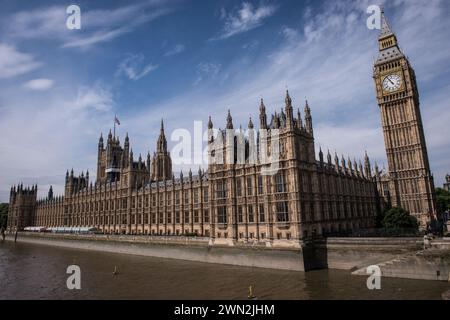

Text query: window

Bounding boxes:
[167,212,172,224]
[276,202,289,222]
[159,213,163,224]
[217,180,227,198]
[218,206,227,224]
[238,206,243,223]
[204,189,209,202]
[204,209,209,223]
[258,176,264,194]
[152,195,156,206]
[275,173,286,193]
[236,178,242,196]
[176,191,180,204]
[194,210,199,223]
[248,205,254,223]
[184,211,189,223]
[259,204,265,222]
[151,213,156,224]
[175,211,180,224]
[247,177,253,196]
[194,189,199,203]
[184,191,189,204]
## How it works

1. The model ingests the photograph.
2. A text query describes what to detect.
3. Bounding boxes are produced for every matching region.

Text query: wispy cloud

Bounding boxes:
[117,54,159,81]
[164,44,186,56]
[74,85,115,111]
[23,78,54,91]
[194,62,221,85]
[0,82,114,200]
[213,2,278,40]
[0,44,41,79]
[5,1,176,49]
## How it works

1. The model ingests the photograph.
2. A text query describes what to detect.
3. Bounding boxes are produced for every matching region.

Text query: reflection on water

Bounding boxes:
[0,241,448,300]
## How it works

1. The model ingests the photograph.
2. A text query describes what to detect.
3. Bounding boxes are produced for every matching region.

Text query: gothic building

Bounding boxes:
[373,11,437,226]
[7,11,437,241]
[7,92,378,245]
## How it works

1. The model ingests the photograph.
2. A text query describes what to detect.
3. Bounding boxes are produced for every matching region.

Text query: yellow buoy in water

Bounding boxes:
[248,285,256,299]
[113,266,119,276]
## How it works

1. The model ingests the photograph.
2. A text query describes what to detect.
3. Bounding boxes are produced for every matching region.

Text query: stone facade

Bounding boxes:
[372,11,437,227]
[7,93,378,245]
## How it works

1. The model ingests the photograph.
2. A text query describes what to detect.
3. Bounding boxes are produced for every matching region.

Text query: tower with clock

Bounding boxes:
[373,10,437,228]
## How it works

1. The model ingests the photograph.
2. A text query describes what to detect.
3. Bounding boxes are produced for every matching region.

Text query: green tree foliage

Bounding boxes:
[382,207,419,231]
[436,188,450,213]
[0,203,8,229]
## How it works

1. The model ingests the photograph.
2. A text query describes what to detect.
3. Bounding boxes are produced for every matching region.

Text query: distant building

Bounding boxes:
[444,174,450,192]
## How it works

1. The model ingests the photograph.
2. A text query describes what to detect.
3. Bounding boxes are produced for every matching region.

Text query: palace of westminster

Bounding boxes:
[7,13,439,244]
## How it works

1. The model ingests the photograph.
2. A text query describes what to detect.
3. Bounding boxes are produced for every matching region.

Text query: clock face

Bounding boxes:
[382,74,402,92]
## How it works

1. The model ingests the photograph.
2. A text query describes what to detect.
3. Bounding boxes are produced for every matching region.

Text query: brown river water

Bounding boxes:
[0,241,448,300]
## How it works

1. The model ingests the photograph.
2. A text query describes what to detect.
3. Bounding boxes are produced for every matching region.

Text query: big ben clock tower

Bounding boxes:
[373,10,437,227]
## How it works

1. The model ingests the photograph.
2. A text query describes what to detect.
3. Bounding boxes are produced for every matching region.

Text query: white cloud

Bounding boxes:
[5,2,175,49]
[0,83,115,201]
[117,54,159,81]
[74,85,115,111]
[0,44,41,79]
[164,44,186,57]
[23,78,54,90]
[214,2,278,39]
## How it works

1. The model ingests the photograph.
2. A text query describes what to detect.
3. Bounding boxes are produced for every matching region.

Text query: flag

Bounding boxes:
[114,115,120,125]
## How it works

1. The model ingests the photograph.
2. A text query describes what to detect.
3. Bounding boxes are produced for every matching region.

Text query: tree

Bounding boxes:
[436,188,450,213]
[0,203,8,229]
[382,207,419,231]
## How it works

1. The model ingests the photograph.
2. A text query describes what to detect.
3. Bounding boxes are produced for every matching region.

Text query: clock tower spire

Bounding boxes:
[373,10,437,228]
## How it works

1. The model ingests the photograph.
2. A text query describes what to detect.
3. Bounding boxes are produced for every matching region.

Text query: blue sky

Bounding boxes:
[0,0,449,201]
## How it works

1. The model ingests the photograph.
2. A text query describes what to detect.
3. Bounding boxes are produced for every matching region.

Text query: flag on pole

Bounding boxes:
[114,115,121,125]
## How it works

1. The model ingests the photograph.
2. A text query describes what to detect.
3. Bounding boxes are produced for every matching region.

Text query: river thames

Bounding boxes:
[0,241,448,300]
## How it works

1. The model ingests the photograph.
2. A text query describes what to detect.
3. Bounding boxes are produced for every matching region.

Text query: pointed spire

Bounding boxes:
[99,132,104,145]
[341,154,346,169]
[226,109,233,129]
[248,117,254,129]
[379,8,394,39]
[327,149,332,164]
[259,98,266,112]
[364,151,371,178]
[285,90,292,106]
[297,109,303,129]
[259,99,267,129]
[304,100,313,135]
[157,119,167,153]
[208,116,213,129]
[125,132,129,144]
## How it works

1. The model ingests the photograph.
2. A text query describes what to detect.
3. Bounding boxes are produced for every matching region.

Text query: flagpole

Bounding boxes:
[114,114,116,139]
